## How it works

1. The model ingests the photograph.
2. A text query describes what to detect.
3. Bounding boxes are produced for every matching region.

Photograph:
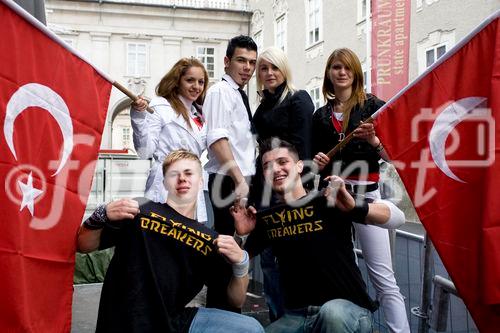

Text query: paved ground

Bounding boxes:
[71,283,102,333]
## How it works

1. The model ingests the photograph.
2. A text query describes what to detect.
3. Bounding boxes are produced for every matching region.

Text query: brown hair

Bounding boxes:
[156,58,209,128]
[322,48,366,132]
[162,149,202,175]
[259,137,299,162]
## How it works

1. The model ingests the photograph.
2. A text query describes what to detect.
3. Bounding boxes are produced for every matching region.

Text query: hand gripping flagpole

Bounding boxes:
[324,117,375,160]
[2,0,154,114]
[112,81,155,114]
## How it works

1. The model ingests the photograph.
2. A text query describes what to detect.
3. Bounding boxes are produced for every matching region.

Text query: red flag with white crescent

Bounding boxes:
[0,0,112,331]
[374,11,500,332]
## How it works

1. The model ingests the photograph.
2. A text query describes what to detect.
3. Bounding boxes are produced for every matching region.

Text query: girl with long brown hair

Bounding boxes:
[312,48,410,333]
[131,57,210,222]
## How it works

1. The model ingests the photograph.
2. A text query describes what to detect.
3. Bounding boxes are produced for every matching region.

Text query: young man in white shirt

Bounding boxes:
[203,35,258,311]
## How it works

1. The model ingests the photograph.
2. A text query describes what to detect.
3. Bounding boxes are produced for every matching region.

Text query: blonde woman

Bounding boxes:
[253,46,314,160]
[251,46,315,322]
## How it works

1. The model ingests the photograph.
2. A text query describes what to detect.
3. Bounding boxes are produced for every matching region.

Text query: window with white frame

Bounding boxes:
[122,127,130,148]
[417,30,454,74]
[252,10,264,50]
[306,0,322,46]
[275,14,286,51]
[197,47,215,79]
[127,42,148,77]
[361,62,369,92]
[426,44,447,67]
[309,87,321,110]
[254,30,263,50]
[357,0,368,22]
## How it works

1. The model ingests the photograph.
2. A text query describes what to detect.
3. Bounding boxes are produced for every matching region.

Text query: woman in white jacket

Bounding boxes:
[130,58,210,222]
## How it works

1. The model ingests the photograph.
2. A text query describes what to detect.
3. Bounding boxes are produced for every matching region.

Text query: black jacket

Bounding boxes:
[312,94,385,178]
[253,83,315,160]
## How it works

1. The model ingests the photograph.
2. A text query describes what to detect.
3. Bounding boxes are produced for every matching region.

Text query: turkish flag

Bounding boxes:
[374,11,500,332]
[0,1,111,332]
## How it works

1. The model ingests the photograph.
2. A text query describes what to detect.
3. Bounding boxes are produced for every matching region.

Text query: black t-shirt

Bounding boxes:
[96,198,230,333]
[246,195,378,312]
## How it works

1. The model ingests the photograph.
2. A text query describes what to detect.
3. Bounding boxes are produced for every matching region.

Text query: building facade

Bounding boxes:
[46,0,252,151]
[247,0,498,222]
[45,0,500,152]
[46,0,498,219]
[248,0,499,108]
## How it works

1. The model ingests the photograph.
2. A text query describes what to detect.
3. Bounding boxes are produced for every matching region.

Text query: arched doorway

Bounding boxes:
[109,97,136,154]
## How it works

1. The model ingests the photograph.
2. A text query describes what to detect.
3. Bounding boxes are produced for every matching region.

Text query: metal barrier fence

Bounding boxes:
[84,153,151,219]
[355,228,478,333]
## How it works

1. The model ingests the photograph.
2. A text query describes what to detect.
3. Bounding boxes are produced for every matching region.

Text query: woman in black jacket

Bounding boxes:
[312,48,410,333]
[253,48,314,161]
[251,46,314,322]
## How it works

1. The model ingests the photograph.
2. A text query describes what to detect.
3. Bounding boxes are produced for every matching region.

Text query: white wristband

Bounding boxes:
[232,250,249,278]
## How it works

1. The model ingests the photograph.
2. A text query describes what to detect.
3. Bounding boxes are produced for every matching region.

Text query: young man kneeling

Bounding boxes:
[77,150,264,333]
[231,139,405,333]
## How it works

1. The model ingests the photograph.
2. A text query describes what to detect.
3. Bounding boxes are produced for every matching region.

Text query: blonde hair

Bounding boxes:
[322,48,366,132]
[256,46,296,104]
[156,58,209,128]
[162,149,202,175]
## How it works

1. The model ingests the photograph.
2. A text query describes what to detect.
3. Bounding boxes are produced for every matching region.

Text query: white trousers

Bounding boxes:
[353,188,410,333]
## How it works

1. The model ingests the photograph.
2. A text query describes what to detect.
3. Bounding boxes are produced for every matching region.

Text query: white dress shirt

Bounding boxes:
[130,95,208,222]
[204,74,256,176]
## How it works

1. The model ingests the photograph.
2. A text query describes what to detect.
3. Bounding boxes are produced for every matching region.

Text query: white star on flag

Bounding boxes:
[18,172,43,216]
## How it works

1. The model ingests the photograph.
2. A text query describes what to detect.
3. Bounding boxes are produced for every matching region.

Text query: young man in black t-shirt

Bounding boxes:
[231,138,405,333]
[77,150,263,333]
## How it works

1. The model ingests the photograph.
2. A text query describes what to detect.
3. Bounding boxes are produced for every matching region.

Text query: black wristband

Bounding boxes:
[350,200,370,224]
[83,204,108,230]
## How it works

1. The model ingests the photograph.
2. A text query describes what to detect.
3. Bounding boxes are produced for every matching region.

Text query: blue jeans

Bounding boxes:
[261,247,285,321]
[265,299,373,333]
[189,307,264,333]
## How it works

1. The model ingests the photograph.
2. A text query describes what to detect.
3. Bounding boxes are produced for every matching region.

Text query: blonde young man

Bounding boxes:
[77,150,263,333]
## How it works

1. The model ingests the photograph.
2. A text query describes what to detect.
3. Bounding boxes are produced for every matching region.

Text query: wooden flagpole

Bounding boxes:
[112,81,154,114]
[325,116,374,159]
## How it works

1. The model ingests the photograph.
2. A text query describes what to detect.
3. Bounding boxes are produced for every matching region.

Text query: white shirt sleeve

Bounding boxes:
[374,199,406,229]
[130,105,164,159]
[204,90,231,147]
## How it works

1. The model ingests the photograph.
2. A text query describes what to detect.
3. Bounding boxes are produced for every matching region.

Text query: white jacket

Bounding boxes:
[130,96,208,221]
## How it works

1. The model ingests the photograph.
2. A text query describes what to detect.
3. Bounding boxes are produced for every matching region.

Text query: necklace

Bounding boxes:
[329,101,346,142]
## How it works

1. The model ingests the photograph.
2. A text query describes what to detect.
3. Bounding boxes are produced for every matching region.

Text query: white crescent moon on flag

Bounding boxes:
[428,96,487,183]
[4,83,73,176]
